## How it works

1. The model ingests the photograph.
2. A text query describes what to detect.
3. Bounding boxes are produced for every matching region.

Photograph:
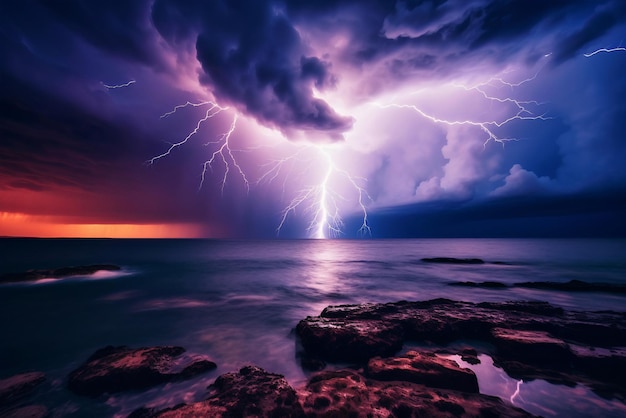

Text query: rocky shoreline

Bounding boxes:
[1,298,624,417]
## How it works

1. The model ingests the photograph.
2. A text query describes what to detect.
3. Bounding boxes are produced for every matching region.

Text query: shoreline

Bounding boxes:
[3,298,625,417]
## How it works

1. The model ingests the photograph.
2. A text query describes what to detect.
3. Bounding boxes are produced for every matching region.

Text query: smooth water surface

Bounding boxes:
[1,238,625,416]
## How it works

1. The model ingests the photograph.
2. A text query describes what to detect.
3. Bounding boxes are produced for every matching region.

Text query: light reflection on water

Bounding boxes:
[447,354,626,418]
[1,238,625,417]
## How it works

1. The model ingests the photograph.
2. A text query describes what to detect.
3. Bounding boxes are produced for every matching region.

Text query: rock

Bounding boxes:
[0,264,121,284]
[366,350,479,393]
[295,317,404,363]
[136,366,304,417]
[460,348,481,365]
[421,257,485,264]
[138,364,536,418]
[491,328,572,366]
[296,299,626,400]
[67,346,216,397]
[299,368,536,417]
[0,372,46,407]
[514,279,626,294]
[0,405,48,418]
[449,281,508,289]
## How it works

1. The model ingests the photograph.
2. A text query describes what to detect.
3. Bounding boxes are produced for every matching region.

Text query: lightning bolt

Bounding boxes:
[584,47,626,57]
[147,100,249,194]
[273,145,371,239]
[101,79,136,89]
[373,73,551,147]
[201,114,250,194]
[509,379,523,405]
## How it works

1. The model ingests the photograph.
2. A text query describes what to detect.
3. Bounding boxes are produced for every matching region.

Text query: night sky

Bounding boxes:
[1,0,625,238]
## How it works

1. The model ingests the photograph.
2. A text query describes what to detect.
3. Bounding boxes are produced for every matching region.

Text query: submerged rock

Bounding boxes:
[449,281,508,288]
[67,346,216,397]
[421,257,485,264]
[514,279,626,294]
[0,264,121,283]
[0,372,46,407]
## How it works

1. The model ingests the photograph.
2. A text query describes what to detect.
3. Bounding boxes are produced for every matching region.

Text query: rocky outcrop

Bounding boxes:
[296,299,626,400]
[134,364,535,418]
[67,346,216,397]
[131,365,304,418]
[0,264,121,283]
[300,368,535,418]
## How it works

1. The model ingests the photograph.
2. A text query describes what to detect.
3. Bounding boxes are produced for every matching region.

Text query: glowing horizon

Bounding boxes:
[0,212,208,239]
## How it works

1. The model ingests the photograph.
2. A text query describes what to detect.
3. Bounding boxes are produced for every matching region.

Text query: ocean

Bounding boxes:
[1,238,625,417]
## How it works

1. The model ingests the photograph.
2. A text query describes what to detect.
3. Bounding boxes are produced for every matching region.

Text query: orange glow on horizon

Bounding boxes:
[0,212,208,238]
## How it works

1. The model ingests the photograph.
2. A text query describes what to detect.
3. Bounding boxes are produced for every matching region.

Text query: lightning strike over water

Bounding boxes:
[273,146,371,239]
[101,79,136,89]
[149,95,372,238]
[148,69,549,238]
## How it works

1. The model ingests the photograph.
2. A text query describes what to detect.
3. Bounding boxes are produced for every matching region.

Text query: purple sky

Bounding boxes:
[1,0,625,238]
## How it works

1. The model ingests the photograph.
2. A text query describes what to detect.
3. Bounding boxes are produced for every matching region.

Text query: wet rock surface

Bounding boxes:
[0,372,47,418]
[296,298,626,400]
[0,405,48,418]
[135,364,536,418]
[366,350,479,393]
[132,365,304,418]
[0,264,121,283]
[0,372,46,407]
[300,368,535,418]
[67,346,216,397]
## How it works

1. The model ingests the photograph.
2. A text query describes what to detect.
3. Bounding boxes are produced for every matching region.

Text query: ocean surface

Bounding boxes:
[1,238,625,417]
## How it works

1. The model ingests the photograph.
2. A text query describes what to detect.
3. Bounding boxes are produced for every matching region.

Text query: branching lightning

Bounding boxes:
[102,79,136,89]
[373,74,551,147]
[147,100,249,195]
[149,95,371,239]
[200,114,250,194]
[584,47,626,57]
[271,146,371,239]
[148,70,547,239]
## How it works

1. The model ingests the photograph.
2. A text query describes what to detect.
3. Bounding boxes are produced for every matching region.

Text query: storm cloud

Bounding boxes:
[0,0,625,237]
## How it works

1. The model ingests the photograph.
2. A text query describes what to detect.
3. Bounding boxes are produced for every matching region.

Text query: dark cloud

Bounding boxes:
[153,0,353,140]
[40,0,166,69]
[359,190,626,238]
[0,0,625,237]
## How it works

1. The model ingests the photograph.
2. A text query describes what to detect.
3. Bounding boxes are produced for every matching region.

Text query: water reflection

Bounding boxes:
[447,354,626,418]
[306,241,345,295]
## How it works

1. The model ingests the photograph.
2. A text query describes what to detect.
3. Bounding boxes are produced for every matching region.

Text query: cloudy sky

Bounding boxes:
[1,0,625,238]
